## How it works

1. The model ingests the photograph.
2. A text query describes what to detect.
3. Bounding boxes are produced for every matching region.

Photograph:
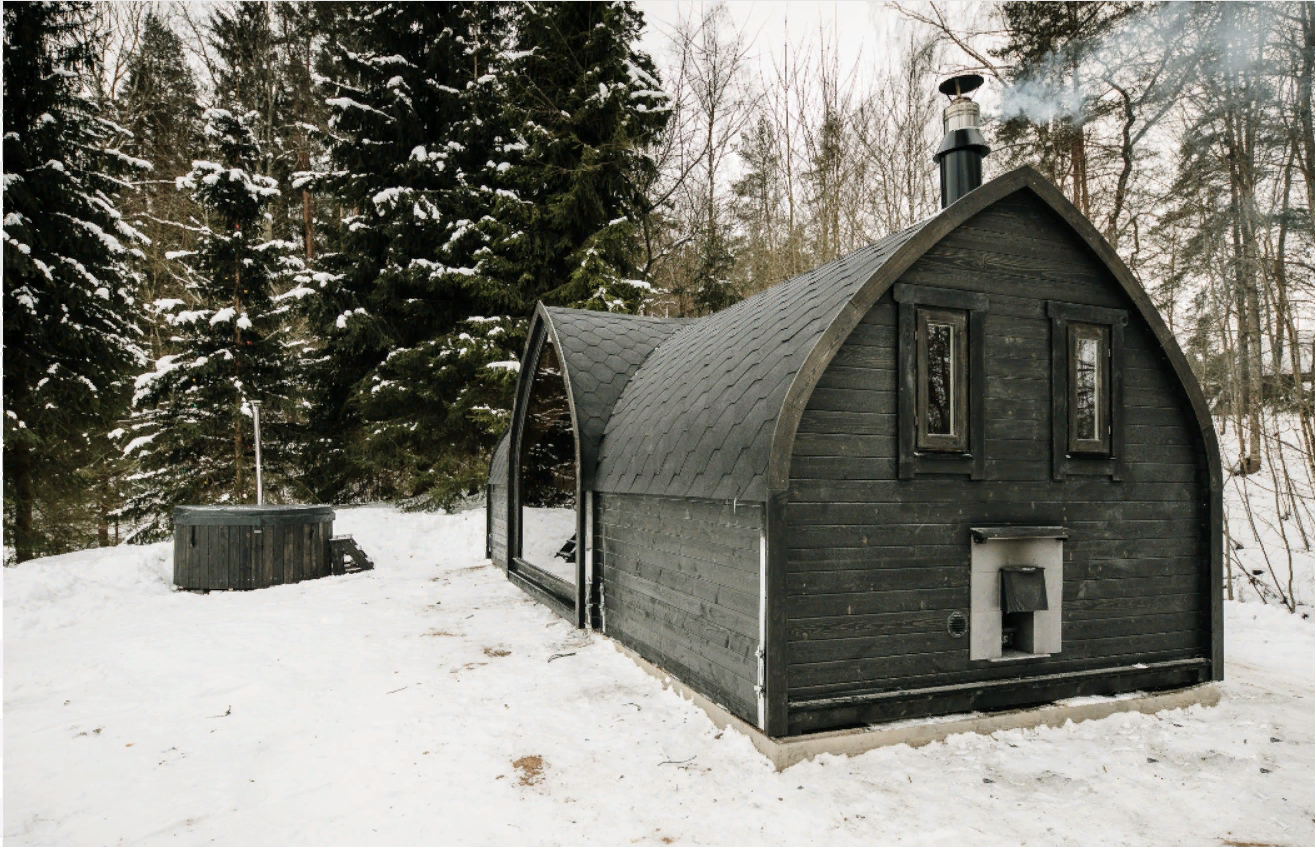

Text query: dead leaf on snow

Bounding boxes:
[512,755,544,786]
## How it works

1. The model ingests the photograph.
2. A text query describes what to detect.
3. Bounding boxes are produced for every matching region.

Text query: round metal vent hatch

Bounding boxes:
[947,611,968,638]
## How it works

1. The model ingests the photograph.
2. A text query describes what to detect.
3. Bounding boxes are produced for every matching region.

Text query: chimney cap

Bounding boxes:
[939,74,984,98]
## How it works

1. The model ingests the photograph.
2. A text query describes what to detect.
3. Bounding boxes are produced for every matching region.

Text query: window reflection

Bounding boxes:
[1074,335,1100,441]
[926,321,954,436]
[1068,322,1109,453]
[916,306,967,452]
[519,341,576,583]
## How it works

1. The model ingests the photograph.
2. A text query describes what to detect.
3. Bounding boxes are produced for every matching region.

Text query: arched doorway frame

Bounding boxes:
[505,307,588,626]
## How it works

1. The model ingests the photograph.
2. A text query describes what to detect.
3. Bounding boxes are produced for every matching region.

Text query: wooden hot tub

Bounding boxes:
[173,505,335,591]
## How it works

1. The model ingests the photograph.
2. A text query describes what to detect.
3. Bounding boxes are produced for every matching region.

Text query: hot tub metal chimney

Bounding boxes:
[935,74,990,208]
[251,400,264,505]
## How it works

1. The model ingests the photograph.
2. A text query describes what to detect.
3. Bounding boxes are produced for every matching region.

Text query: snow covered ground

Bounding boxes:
[1219,418,1315,611]
[4,505,1314,846]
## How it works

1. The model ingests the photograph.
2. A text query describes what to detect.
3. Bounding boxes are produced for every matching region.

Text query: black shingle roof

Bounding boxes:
[594,222,927,501]
[493,166,1219,515]
[541,307,688,488]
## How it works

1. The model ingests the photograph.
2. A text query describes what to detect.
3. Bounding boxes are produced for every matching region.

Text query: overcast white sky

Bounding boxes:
[633,2,1000,107]
[635,1,901,88]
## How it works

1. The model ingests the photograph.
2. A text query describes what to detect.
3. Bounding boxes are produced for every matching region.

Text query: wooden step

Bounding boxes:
[329,535,375,575]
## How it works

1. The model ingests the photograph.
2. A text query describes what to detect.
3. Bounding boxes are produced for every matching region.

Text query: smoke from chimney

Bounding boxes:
[935,75,990,208]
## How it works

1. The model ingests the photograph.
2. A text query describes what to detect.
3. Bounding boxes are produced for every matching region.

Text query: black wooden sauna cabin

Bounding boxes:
[487,79,1222,739]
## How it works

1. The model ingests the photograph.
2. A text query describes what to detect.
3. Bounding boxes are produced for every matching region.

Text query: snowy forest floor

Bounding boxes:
[4,506,1315,846]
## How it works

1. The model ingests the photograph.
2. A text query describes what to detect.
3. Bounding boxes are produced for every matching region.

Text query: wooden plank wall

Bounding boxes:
[173,519,332,590]
[490,485,509,567]
[598,493,762,724]
[785,192,1211,723]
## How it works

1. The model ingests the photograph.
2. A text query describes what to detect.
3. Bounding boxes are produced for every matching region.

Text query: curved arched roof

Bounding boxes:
[592,166,1220,502]
[533,306,688,488]
[496,166,1219,509]
[593,223,925,500]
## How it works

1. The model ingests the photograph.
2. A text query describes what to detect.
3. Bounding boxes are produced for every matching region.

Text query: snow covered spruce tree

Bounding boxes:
[500,2,671,312]
[303,2,670,506]
[305,3,525,505]
[122,108,303,535]
[209,1,329,254]
[116,10,204,357]
[2,2,147,562]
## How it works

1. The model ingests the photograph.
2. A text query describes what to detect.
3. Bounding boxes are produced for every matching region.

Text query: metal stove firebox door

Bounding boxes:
[969,527,1066,660]
[1001,566,1048,613]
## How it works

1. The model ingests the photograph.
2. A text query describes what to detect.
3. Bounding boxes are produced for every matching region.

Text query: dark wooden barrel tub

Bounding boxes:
[173,505,335,591]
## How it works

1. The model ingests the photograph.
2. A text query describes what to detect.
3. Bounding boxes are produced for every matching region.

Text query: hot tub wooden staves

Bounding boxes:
[173,505,335,591]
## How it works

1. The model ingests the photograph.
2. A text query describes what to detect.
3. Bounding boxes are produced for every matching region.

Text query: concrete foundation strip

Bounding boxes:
[613,642,1221,771]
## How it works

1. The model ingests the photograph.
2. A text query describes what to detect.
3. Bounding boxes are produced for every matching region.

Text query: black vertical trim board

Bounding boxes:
[485,484,492,559]
[1047,301,1128,481]
[1050,312,1068,482]
[892,283,988,479]
[575,484,587,628]
[969,309,987,480]
[765,491,790,736]
[897,299,916,481]
[1111,320,1127,481]
[590,492,603,629]
[507,319,544,566]
[1211,475,1224,680]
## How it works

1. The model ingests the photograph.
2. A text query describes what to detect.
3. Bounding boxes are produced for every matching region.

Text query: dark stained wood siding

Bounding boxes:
[785,192,1212,729]
[490,484,509,567]
[598,493,762,724]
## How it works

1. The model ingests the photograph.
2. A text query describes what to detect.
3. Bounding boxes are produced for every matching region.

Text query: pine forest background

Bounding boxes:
[3,2,1314,612]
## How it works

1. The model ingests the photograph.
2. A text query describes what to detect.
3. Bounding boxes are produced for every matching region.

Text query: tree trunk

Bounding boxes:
[1230,173,1261,475]
[10,441,36,563]
[300,146,315,260]
[1297,5,1315,242]
[1239,174,1264,474]
[1106,84,1135,247]
[98,499,110,547]
[303,188,315,260]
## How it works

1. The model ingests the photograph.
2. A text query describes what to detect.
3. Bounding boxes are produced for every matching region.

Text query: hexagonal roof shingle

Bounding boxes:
[584,222,926,501]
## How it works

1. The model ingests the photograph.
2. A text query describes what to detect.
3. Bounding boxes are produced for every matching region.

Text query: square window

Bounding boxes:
[1068,322,1110,454]
[917,307,969,452]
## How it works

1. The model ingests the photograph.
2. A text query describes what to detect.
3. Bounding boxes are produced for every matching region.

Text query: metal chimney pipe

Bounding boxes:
[251,401,264,505]
[935,74,991,208]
